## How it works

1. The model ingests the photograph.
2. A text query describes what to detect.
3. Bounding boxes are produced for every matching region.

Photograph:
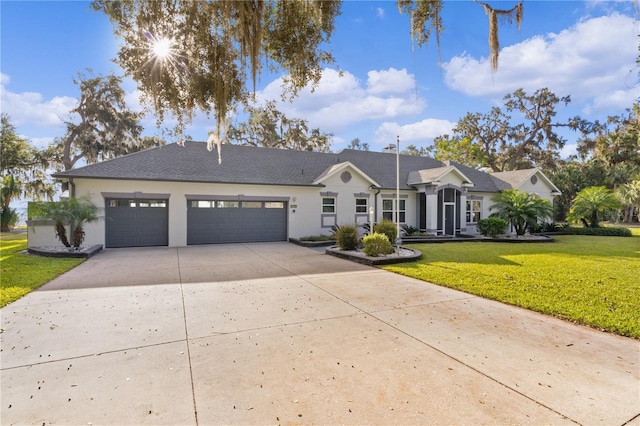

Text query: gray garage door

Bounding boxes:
[105,198,169,248]
[187,200,287,244]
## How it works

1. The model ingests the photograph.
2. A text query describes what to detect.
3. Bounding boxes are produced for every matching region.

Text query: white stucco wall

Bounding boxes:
[27,221,67,248]
[61,172,418,247]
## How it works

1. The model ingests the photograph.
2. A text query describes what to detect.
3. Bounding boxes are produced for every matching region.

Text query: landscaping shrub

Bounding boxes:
[335,224,359,250]
[374,219,398,244]
[362,233,394,257]
[299,235,334,241]
[564,226,632,237]
[477,217,508,237]
[401,224,419,236]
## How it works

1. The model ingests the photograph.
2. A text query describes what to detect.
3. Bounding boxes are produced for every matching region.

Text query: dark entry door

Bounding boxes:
[444,204,455,236]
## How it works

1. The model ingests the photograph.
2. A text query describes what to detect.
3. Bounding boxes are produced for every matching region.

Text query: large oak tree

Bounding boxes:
[52,71,164,172]
[92,0,524,147]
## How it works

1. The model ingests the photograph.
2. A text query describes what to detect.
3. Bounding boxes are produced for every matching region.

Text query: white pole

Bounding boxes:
[396,135,400,247]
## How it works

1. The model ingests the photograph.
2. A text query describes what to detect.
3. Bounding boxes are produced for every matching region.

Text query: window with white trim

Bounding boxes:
[355,198,367,213]
[322,197,336,213]
[382,199,405,222]
[466,200,482,223]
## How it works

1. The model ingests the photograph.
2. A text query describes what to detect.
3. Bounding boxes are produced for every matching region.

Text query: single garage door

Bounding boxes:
[105,198,169,248]
[187,200,287,244]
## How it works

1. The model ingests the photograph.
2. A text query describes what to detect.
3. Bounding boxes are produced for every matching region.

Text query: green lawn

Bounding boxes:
[383,234,640,339]
[0,232,84,307]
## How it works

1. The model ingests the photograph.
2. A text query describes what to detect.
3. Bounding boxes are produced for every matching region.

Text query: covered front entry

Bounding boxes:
[187,199,287,244]
[419,187,462,236]
[105,198,169,248]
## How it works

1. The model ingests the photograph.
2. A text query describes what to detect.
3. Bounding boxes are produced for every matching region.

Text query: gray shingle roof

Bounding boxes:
[52,142,508,192]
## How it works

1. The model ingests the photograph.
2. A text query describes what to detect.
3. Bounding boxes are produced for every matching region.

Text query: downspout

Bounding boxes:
[69,178,76,247]
[370,185,381,223]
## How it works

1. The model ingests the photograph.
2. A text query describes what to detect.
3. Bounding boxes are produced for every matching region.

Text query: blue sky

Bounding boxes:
[1,0,638,158]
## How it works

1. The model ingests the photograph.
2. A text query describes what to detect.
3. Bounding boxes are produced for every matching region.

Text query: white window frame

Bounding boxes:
[322,197,336,213]
[382,199,406,223]
[466,199,482,223]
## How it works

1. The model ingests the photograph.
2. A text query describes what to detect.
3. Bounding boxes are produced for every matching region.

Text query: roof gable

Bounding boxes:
[490,168,561,194]
[407,165,474,187]
[312,161,381,187]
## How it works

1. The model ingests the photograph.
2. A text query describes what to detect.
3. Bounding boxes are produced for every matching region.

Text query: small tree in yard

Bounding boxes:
[490,189,553,236]
[32,197,101,248]
[567,186,622,228]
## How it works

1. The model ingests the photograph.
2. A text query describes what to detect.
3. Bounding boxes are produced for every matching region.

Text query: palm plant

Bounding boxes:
[32,196,100,248]
[1,175,22,232]
[615,180,640,224]
[490,189,554,236]
[567,186,622,228]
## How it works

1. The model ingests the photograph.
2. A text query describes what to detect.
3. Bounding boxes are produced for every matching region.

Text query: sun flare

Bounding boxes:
[152,37,172,59]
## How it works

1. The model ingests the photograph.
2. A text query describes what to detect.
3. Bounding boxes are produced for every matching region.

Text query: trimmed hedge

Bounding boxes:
[374,219,398,244]
[564,227,632,237]
[336,225,359,250]
[477,217,509,238]
[362,233,394,257]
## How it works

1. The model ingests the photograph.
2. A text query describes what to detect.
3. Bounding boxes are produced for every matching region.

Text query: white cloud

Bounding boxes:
[376,7,385,18]
[373,118,456,145]
[255,67,426,134]
[443,13,638,116]
[367,68,416,95]
[0,77,76,128]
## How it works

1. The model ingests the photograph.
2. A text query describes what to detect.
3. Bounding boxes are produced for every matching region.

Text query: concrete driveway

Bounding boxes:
[1,242,638,425]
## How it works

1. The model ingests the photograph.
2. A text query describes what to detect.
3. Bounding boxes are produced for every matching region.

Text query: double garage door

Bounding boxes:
[105,197,287,248]
[187,199,287,244]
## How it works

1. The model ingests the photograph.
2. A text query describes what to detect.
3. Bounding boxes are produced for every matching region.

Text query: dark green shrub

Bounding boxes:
[477,217,508,237]
[564,227,632,237]
[374,219,397,244]
[401,224,419,236]
[362,233,394,257]
[299,235,334,241]
[335,224,359,250]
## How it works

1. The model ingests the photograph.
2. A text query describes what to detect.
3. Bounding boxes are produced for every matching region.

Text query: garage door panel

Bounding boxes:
[106,199,168,248]
[187,199,287,245]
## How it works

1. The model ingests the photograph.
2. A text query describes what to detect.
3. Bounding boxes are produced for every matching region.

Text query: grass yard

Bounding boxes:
[0,232,84,307]
[383,234,640,339]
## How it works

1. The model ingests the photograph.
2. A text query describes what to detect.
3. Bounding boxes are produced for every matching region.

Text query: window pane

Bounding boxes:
[139,201,150,207]
[322,197,336,213]
[129,200,136,207]
[466,201,472,212]
[217,201,239,208]
[382,212,393,221]
[242,201,262,208]
[149,200,166,208]
[382,199,393,210]
[399,199,405,210]
[473,200,481,211]
[355,198,367,213]
[444,188,455,202]
[265,202,284,209]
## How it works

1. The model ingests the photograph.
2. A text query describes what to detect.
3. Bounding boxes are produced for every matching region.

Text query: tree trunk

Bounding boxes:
[54,221,71,247]
[72,224,85,248]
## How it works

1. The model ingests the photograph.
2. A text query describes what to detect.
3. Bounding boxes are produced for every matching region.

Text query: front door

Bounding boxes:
[444,203,455,236]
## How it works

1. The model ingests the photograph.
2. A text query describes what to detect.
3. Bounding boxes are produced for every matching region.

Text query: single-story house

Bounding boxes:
[29,142,561,248]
